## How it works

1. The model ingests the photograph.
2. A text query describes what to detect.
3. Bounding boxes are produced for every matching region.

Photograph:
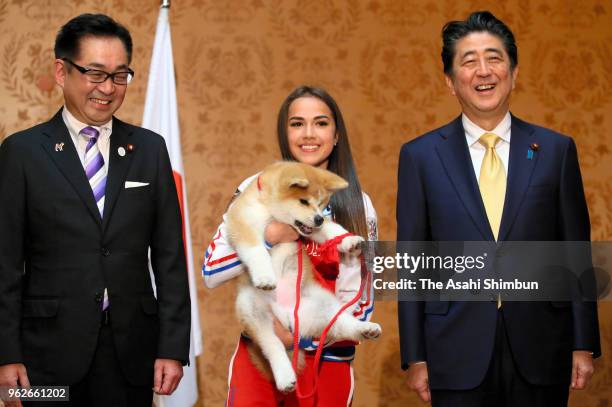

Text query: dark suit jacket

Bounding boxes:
[396,114,601,390]
[0,109,190,386]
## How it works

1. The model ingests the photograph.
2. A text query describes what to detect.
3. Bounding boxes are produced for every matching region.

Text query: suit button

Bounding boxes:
[102,248,110,256]
[95,293,103,303]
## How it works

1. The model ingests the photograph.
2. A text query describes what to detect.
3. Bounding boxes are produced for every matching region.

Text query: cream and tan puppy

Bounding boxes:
[226,161,381,392]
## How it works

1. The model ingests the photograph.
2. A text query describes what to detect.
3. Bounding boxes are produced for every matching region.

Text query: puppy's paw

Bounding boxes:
[274,367,297,393]
[251,272,277,290]
[337,235,365,256]
[359,322,382,340]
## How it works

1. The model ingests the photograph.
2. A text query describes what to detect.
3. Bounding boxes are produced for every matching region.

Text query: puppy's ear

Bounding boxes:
[278,163,310,189]
[288,177,309,189]
[321,171,348,192]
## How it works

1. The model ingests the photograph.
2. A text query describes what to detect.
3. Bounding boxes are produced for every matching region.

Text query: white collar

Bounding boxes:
[62,106,112,138]
[463,112,511,147]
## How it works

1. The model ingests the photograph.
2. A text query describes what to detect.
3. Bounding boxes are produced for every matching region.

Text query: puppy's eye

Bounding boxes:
[299,199,309,206]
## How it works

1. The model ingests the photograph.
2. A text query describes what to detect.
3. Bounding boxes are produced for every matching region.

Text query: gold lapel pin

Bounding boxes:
[55,142,64,152]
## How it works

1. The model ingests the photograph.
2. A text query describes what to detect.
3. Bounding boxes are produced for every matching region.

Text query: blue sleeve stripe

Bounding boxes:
[202,259,242,276]
[360,305,374,320]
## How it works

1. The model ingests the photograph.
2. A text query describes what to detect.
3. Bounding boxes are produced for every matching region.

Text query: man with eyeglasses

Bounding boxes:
[0,13,190,406]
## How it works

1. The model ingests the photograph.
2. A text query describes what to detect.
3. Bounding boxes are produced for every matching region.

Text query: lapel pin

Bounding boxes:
[55,142,64,152]
[127,144,134,153]
[118,146,126,157]
[527,143,539,160]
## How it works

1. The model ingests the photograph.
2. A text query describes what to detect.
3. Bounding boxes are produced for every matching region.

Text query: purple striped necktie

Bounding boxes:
[80,126,106,218]
[81,126,109,311]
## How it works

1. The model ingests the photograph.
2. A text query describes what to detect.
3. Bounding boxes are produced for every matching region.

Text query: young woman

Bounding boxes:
[203,86,377,406]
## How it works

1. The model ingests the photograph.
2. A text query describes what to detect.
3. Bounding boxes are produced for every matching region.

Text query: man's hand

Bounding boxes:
[406,362,430,403]
[0,363,30,407]
[571,351,595,390]
[153,359,183,395]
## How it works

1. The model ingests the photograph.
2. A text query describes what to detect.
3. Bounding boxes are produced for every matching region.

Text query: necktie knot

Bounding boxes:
[478,133,500,149]
[80,126,100,141]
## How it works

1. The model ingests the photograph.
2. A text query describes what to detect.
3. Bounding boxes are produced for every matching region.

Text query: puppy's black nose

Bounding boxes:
[314,215,324,227]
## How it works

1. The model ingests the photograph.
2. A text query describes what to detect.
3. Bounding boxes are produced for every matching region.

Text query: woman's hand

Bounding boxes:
[273,317,295,349]
[264,221,299,245]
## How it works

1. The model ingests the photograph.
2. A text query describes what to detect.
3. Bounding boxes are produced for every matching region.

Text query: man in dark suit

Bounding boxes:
[396,11,601,406]
[0,14,190,406]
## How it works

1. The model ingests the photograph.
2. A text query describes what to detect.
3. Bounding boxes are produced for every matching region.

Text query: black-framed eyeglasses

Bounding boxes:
[62,58,135,85]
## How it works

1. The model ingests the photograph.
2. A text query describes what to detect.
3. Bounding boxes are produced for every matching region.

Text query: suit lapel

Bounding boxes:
[41,110,102,226]
[102,118,134,231]
[435,117,494,240]
[498,115,538,241]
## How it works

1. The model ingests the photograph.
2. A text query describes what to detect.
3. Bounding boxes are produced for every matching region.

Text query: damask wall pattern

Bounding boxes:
[0,0,611,405]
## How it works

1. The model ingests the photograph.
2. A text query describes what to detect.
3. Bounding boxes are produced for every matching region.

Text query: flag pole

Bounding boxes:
[145,1,202,405]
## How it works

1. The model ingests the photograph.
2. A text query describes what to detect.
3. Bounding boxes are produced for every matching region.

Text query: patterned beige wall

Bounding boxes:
[0,0,610,405]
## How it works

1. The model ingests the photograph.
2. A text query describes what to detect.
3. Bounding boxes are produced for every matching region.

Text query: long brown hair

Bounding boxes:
[277,86,368,238]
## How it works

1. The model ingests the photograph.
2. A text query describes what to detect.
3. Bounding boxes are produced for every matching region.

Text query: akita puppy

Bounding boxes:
[226,161,382,393]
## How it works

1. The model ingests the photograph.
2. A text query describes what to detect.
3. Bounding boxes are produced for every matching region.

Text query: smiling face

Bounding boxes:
[286,96,338,169]
[445,31,518,130]
[55,35,129,126]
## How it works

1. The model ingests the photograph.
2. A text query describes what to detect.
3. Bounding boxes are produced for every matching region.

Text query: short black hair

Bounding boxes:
[441,11,517,75]
[54,13,133,64]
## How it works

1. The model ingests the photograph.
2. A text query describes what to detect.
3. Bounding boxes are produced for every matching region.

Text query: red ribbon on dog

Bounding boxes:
[292,233,366,400]
[305,232,352,283]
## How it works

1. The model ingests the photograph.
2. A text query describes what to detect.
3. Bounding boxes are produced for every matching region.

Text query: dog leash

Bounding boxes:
[291,233,366,400]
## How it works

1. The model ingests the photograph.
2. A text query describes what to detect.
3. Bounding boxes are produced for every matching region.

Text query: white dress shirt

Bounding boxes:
[62,107,112,169]
[463,112,511,183]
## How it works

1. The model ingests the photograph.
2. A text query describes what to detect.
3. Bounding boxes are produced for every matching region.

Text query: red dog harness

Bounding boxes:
[292,234,365,400]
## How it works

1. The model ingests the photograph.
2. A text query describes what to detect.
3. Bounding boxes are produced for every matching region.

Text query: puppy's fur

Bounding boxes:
[226,162,381,393]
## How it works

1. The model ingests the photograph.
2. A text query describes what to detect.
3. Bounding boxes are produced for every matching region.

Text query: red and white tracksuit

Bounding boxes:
[202,174,378,406]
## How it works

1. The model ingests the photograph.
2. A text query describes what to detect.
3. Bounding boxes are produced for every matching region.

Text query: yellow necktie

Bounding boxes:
[478,133,506,308]
[478,133,506,241]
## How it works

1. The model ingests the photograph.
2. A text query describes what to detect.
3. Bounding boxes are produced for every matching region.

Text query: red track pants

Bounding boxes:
[226,337,354,406]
